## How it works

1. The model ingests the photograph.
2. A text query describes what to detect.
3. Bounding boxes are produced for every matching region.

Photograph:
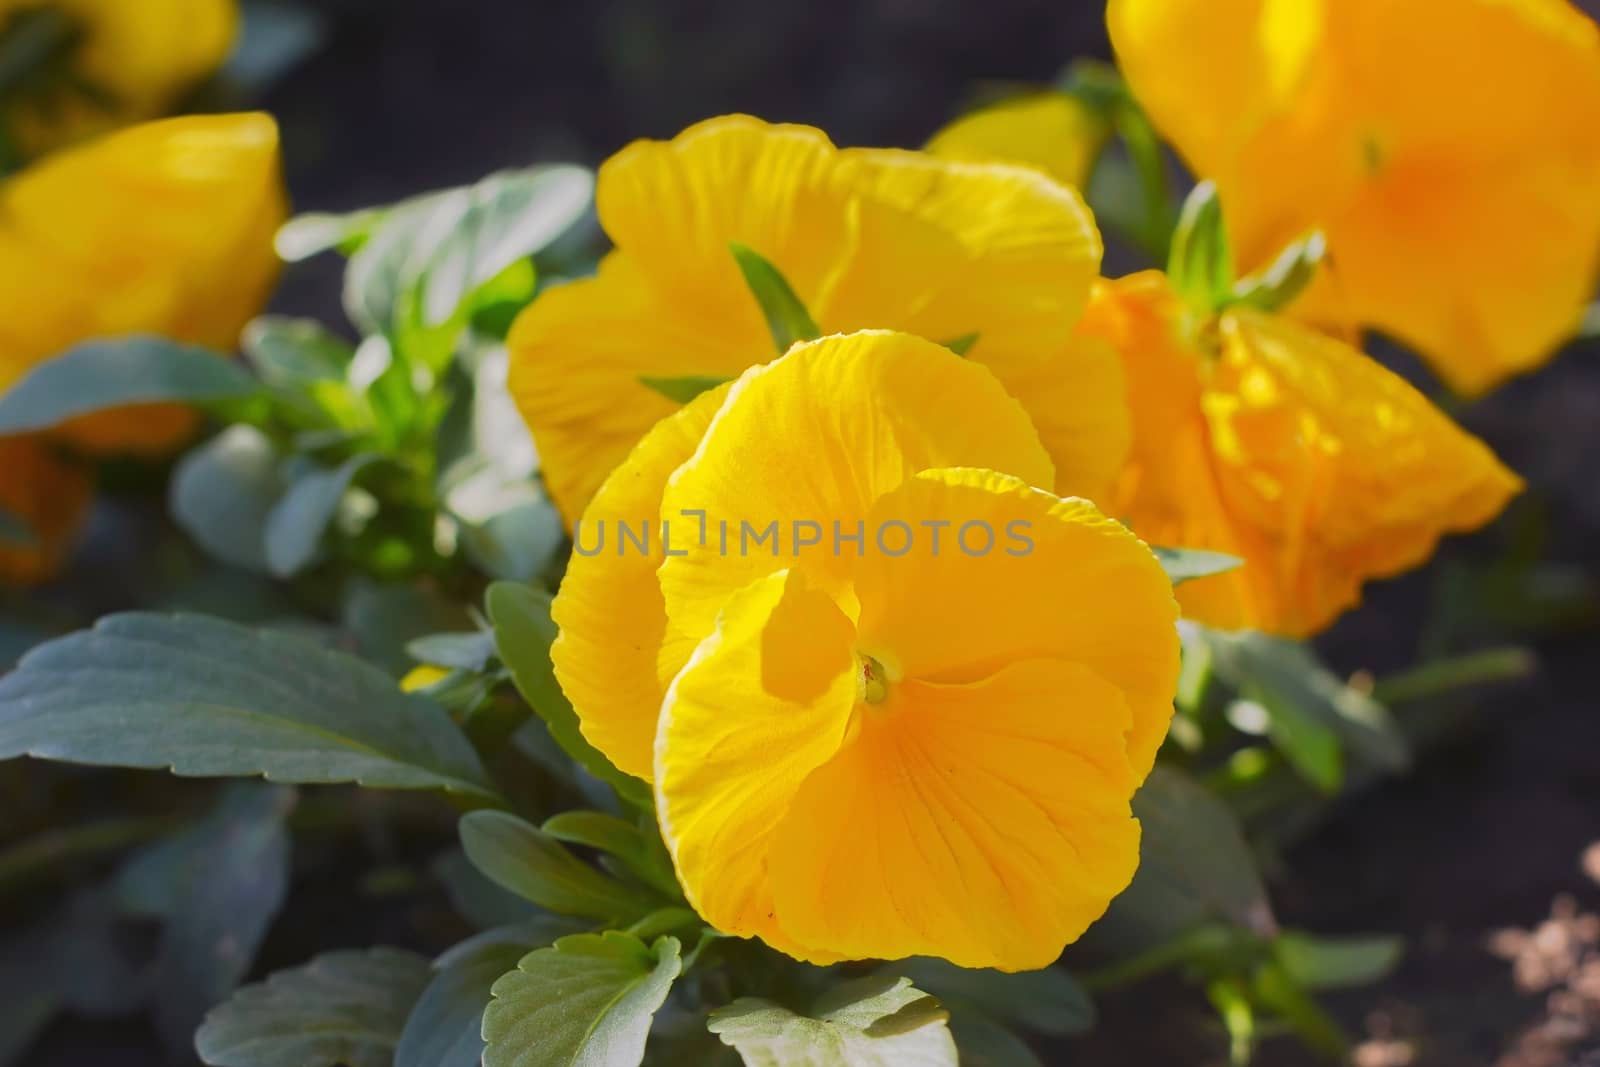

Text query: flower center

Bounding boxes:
[858,653,890,705]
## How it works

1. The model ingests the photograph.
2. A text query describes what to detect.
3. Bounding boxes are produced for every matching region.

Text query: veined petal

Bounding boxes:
[506,255,764,523]
[926,93,1109,190]
[769,658,1141,971]
[550,382,734,782]
[1202,306,1523,634]
[655,569,858,962]
[657,331,1055,654]
[853,467,1179,779]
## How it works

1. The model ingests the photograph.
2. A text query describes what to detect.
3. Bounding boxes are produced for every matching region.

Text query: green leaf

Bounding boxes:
[456,489,565,583]
[1231,231,1326,313]
[946,1016,1042,1067]
[395,940,530,1067]
[709,975,958,1067]
[0,612,498,799]
[346,166,594,364]
[221,1,325,95]
[242,316,353,386]
[542,810,681,899]
[433,850,540,931]
[639,374,731,404]
[264,453,378,577]
[1166,180,1234,314]
[1249,962,1347,1058]
[1086,766,1275,953]
[194,947,432,1067]
[1151,545,1242,586]
[1272,932,1402,991]
[729,241,821,353]
[1207,630,1409,777]
[482,932,681,1067]
[115,782,294,1046]
[1205,978,1255,1067]
[884,959,1093,1037]
[458,810,660,923]
[407,630,498,672]
[342,579,475,676]
[0,337,260,436]
[275,208,385,262]
[170,425,286,573]
[486,581,652,807]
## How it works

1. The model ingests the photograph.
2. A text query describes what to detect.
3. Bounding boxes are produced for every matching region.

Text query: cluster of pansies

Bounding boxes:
[0,0,1595,1063]
[0,0,283,583]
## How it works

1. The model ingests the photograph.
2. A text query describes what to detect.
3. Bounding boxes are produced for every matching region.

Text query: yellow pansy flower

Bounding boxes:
[0,435,90,585]
[1078,272,1523,637]
[400,664,450,693]
[1107,0,1600,394]
[926,92,1108,190]
[551,330,1180,971]
[0,0,238,160]
[0,111,286,453]
[507,114,1128,524]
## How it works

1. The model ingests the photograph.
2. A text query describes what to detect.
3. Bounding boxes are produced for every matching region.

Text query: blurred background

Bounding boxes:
[25,1,1600,1063]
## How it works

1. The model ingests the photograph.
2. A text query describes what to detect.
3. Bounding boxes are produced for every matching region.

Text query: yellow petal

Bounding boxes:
[657,331,1055,655]
[654,568,858,962]
[853,467,1179,779]
[1111,0,1600,392]
[1202,306,1523,633]
[550,382,734,782]
[0,113,286,454]
[926,92,1110,190]
[0,436,92,586]
[508,114,1119,520]
[4,0,238,156]
[769,658,1141,971]
[400,665,449,693]
[506,255,763,524]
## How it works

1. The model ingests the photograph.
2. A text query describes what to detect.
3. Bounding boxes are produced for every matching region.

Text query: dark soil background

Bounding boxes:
[27,1,1600,1063]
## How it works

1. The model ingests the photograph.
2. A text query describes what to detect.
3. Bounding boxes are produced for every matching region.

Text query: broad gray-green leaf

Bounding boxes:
[884,959,1092,1037]
[1207,630,1408,776]
[709,975,957,1067]
[342,579,475,676]
[194,948,432,1067]
[729,241,821,353]
[482,932,681,1067]
[408,631,498,672]
[0,337,260,435]
[0,613,497,799]
[455,488,564,582]
[116,782,294,1047]
[459,811,659,923]
[1272,931,1402,991]
[542,811,680,899]
[1166,180,1234,314]
[1152,546,1242,586]
[264,454,377,577]
[242,316,352,385]
[639,374,730,404]
[486,582,651,807]
[170,425,286,573]
[346,166,593,360]
[396,939,529,1067]
[947,1016,1042,1067]
[1084,766,1275,953]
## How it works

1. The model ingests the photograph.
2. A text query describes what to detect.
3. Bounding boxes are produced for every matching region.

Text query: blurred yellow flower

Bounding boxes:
[0,111,286,454]
[926,92,1108,190]
[1108,0,1600,394]
[400,664,450,692]
[1079,272,1523,637]
[508,114,1127,524]
[551,330,1179,971]
[0,0,238,160]
[0,435,91,586]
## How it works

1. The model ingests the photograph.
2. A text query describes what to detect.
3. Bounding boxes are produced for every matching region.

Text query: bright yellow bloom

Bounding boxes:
[0,435,91,585]
[1078,272,1523,637]
[0,112,285,453]
[400,665,450,692]
[551,330,1179,971]
[0,0,238,159]
[1108,0,1600,394]
[926,92,1108,190]
[508,114,1127,524]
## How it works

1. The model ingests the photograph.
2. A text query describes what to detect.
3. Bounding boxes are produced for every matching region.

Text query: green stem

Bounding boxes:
[1370,646,1534,706]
